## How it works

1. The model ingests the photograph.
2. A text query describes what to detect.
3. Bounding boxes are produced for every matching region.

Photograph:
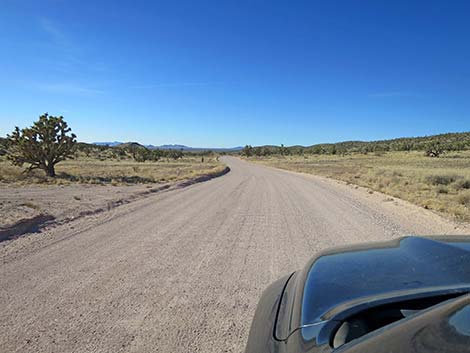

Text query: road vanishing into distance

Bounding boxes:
[1,156,467,353]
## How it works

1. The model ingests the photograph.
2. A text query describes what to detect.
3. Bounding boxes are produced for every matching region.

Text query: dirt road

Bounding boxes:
[1,157,468,353]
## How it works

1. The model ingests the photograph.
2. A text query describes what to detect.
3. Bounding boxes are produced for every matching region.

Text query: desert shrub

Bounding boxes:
[457,191,470,206]
[426,174,461,185]
[425,143,444,157]
[436,186,448,194]
[454,179,470,190]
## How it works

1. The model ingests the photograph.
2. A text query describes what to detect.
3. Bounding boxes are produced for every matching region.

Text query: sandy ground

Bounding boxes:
[0,183,160,228]
[1,156,469,353]
[0,166,228,240]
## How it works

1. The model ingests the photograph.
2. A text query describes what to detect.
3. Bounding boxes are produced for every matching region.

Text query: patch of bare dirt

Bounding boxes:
[0,166,229,240]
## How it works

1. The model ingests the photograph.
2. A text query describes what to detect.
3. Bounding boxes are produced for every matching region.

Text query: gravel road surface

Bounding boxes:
[1,156,468,353]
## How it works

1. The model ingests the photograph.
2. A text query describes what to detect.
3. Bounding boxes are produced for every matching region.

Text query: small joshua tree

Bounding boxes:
[7,113,77,177]
[241,145,253,157]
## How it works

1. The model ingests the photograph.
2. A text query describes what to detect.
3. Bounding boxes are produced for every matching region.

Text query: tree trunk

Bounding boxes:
[45,163,56,177]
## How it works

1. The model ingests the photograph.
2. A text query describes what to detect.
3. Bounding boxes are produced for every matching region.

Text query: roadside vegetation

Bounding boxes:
[0,114,224,185]
[242,132,470,221]
[241,132,470,158]
[0,114,226,235]
[0,154,224,185]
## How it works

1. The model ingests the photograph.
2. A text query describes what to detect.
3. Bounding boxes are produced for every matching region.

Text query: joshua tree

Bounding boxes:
[241,145,253,157]
[7,113,77,177]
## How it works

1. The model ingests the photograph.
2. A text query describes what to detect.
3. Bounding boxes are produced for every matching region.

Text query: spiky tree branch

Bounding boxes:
[6,113,77,177]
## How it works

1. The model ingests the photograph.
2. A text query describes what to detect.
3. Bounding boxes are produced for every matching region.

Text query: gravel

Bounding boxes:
[1,156,469,353]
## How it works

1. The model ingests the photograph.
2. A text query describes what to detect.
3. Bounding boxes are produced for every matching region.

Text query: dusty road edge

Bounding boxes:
[243,157,470,232]
[0,166,230,242]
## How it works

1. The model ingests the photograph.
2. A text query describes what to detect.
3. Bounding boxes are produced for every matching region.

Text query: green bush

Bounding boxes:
[426,174,461,185]
[455,179,470,190]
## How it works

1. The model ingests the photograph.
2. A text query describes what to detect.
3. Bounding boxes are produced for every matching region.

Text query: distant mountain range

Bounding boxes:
[93,141,123,147]
[93,142,243,152]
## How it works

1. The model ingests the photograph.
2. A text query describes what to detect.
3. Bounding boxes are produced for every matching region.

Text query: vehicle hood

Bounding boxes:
[301,236,470,326]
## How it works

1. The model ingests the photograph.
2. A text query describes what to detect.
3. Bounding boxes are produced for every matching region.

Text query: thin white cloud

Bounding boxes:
[39,17,69,47]
[32,82,105,96]
[369,92,417,98]
[37,17,106,75]
[131,82,210,89]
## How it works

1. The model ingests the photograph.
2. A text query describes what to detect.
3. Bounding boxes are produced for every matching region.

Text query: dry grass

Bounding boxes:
[0,155,225,186]
[251,151,470,221]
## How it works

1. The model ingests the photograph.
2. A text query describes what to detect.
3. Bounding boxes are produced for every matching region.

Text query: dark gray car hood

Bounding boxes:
[301,236,470,326]
[246,235,470,353]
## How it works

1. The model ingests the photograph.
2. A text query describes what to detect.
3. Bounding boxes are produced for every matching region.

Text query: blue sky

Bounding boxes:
[0,0,469,147]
